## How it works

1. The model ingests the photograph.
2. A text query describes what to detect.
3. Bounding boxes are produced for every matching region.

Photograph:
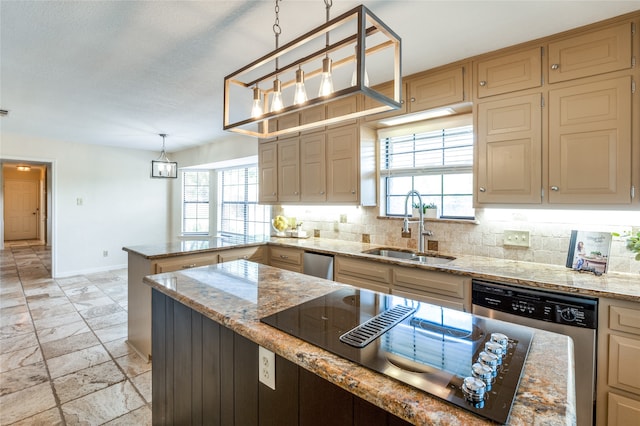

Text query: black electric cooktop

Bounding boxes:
[261,287,533,425]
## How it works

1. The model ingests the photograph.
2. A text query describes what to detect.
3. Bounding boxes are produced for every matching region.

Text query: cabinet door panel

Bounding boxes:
[476,93,542,203]
[409,67,465,112]
[327,127,359,203]
[278,139,300,202]
[608,334,640,394]
[301,133,327,202]
[607,392,640,426]
[548,76,631,204]
[259,143,278,203]
[327,97,359,128]
[549,22,632,83]
[609,305,640,336]
[476,47,542,98]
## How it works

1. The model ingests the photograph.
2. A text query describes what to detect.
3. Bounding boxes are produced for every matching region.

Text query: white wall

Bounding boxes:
[1,133,170,277]
[169,134,258,237]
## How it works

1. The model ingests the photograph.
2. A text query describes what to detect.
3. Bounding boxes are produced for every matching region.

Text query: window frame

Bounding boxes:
[182,170,211,235]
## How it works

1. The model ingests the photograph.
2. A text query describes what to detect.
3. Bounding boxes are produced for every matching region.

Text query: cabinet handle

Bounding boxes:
[351,190,356,194]
[479,81,487,87]
[280,255,289,259]
[320,191,325,195]
[479,187,486,192]
[551,186,559,191]
[272,192,276,196]
[410,97,416,102]
[400,100,405,104]
[181,263,197,269]
[294,191,298,195]
[551,63,560,70]
[242,255,248,259]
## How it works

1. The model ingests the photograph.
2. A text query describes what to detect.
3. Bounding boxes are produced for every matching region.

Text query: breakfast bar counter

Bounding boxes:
[143,260,576,425]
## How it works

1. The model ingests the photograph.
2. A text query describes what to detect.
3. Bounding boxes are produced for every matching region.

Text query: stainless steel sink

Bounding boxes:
[361,247,455,264]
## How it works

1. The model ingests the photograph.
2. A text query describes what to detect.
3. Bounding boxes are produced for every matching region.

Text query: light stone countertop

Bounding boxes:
[126,236,640,302]
[144,260,575,426]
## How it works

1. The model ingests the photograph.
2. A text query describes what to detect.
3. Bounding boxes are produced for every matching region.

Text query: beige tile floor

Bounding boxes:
[0,241,152,425]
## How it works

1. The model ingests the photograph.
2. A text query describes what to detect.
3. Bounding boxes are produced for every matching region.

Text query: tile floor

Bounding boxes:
[0,241,152,425]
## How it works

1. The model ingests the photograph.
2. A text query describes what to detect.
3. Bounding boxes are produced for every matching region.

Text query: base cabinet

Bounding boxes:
[152,290,411,426]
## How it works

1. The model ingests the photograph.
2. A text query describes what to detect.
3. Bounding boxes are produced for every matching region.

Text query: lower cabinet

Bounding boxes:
[596,298,640,426]
[268,246,304,273]
[217,246,265,264]
[152,289,411,426]
[334,256,392,293]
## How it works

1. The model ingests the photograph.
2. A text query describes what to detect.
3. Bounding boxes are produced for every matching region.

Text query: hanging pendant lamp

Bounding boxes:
[151,134,178,179]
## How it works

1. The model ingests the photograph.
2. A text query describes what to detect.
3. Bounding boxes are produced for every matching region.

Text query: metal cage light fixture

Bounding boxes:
[223,3,401,139]
[151,133,178,178]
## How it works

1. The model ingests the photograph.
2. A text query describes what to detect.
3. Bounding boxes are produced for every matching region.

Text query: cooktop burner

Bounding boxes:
[261,287,533,424]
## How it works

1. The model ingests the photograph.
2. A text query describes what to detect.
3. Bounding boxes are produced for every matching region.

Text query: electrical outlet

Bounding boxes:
[503,230,530,248]
[340,214,347,223]
[258,346,275,390]
[102,250,108,257]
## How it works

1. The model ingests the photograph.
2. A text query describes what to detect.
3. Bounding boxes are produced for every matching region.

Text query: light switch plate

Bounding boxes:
[504,230,530,247]
[258,346,275,390]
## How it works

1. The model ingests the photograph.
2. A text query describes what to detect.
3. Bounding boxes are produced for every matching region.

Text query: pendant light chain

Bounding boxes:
[273,0,281,71]
[324,0,332,53]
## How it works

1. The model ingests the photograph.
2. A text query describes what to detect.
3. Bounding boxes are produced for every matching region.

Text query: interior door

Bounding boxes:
[4,180,39,240]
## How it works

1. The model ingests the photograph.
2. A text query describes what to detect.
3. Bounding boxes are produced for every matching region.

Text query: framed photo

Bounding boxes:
[566,230,612,274]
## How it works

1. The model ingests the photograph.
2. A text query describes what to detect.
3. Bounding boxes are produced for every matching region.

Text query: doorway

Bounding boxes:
[1,160,52,275]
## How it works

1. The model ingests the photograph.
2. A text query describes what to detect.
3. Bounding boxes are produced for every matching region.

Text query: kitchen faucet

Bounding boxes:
[402,190,434,253]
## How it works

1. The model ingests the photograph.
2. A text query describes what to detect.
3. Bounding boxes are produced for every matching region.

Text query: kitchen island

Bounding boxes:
[143,260,576,425]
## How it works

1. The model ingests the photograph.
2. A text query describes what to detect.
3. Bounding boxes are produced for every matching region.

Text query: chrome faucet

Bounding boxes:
[402,190,433,253]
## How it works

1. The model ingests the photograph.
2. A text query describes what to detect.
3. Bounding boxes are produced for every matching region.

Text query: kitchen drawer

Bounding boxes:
[217,246,264,264]
[608,334,640,394]
[607,392,640,426]
[392,288,465,312]
[269,246,303,273]
[392,267,469,299]
[334,256,392,285]
[153,252,218,273]
[609,304,640,336]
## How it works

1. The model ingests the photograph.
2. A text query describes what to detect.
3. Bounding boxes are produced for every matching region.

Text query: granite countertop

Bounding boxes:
[144,260,575,425]
[124,236,640,302]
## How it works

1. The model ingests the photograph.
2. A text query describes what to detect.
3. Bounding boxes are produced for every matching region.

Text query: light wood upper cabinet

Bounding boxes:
[548,22,633,83]
[408,66,466,112]
[277,138,300,202]
[475,47,542,98]
[300,132,327,202]
[258,142,278,203]
[476,93,542,204]
[363,80,407,122]
[327,96,359,129]
[548,76,632,204]
[326,126,360,203]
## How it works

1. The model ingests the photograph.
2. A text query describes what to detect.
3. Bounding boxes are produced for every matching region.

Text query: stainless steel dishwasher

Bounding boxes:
[472,279,598,426]
[303,252,334,280]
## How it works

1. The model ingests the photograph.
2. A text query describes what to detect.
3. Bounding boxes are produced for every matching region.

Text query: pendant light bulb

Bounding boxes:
[271,79,284,112]
[318,57,334,97]
[293,68,308,105]
[351,46,369,87]
[251,87,263,118]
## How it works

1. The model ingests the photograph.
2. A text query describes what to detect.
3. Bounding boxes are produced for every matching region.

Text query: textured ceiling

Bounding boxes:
[1,1,638,153]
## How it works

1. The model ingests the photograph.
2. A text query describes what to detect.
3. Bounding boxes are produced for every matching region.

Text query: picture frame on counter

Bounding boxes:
[566,230,612,274]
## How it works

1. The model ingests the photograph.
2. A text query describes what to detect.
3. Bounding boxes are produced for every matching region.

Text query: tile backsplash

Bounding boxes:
[276,205,640,274]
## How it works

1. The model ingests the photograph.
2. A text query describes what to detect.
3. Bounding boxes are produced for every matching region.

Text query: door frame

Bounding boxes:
[1,156,56,277]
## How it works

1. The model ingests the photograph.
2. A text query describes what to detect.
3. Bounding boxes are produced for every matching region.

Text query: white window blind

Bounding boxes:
[182,170,210,234]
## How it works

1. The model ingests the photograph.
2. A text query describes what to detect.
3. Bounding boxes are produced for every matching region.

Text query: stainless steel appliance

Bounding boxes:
[303,251,334,280]
[261,287,534,424]
[472,279,597,426]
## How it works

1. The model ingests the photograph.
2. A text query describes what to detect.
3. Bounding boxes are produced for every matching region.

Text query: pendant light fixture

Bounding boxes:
[223,3,402,138]
[293,67,308,105]
[270,0,284,113]
[151,134,178,179]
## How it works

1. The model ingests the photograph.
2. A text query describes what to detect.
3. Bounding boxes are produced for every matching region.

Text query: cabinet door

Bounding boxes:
[277,138,300,202]
[217,247,264,264]
[408,66,465,112]
[259,142,278,203]
[334,256,392,293]
[364,80,407,122]
[608,334,640,394]
[300,105,326,134]
[327,96,359,128]
[548,76,631,204]
[476,93,542,203]
[269,246,304,273]
[300,133,327,202]
[607,392,640,426]
[548,22,632,83]
[327,126,359,203]
[476,47,542,98]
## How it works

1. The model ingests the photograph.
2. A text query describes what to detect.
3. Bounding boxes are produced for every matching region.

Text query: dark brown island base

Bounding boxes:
[144,260,576,425]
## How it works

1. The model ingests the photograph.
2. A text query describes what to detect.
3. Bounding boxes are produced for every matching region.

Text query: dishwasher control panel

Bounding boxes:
[472,280,597,329]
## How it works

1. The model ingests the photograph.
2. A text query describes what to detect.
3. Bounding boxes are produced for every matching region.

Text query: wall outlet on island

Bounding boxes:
[259,346,275,390]
[102,250,109,257]
[503,230,530,248]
